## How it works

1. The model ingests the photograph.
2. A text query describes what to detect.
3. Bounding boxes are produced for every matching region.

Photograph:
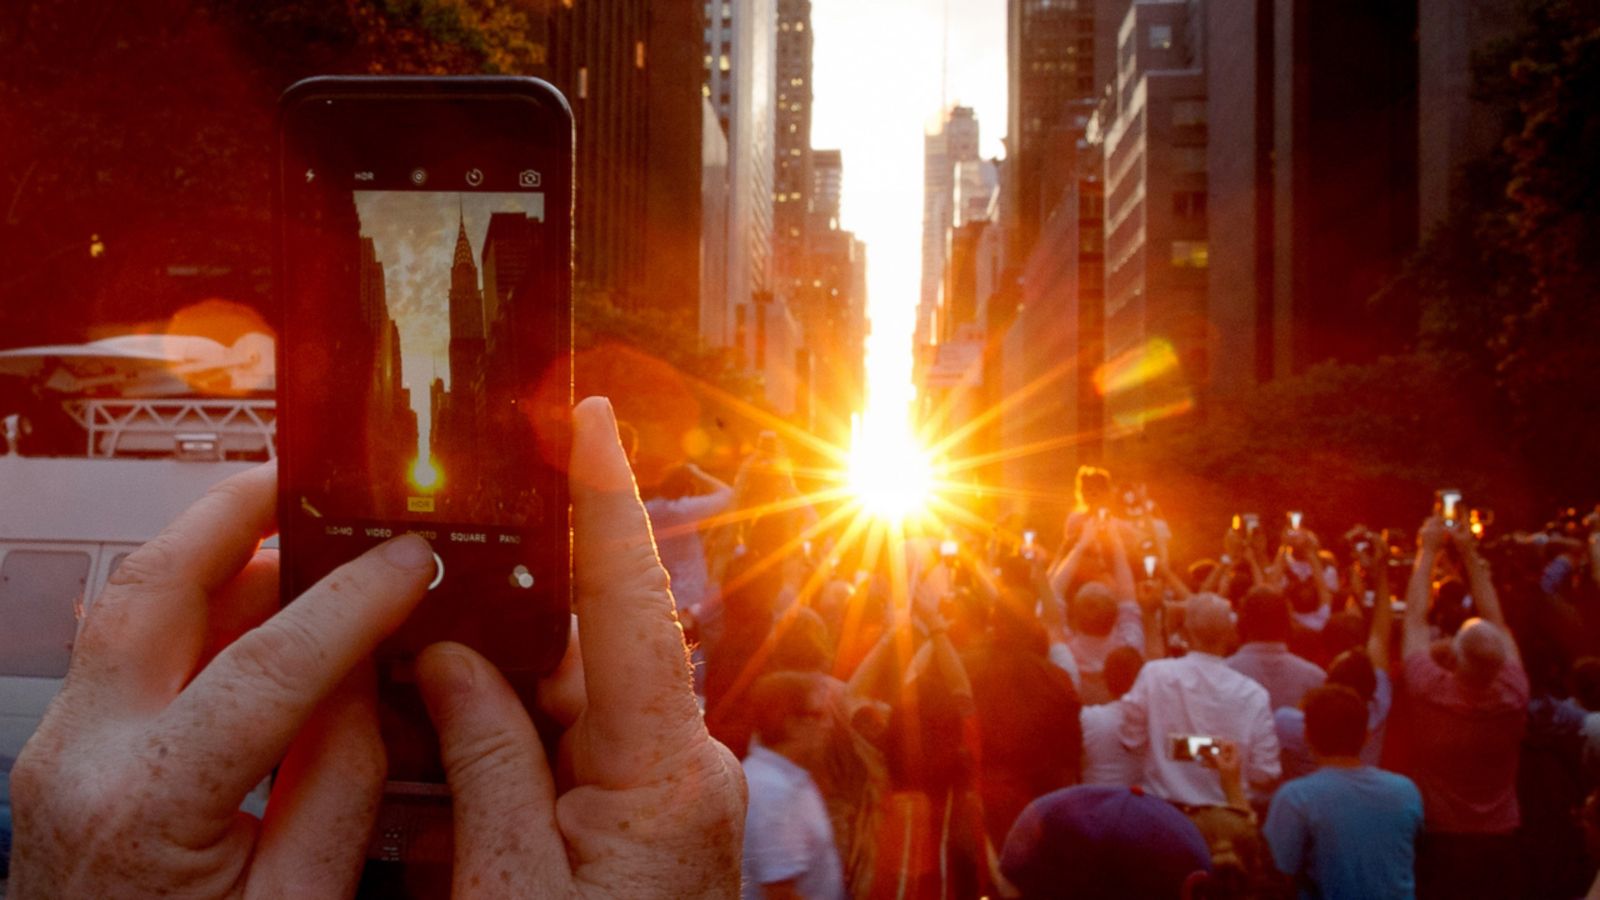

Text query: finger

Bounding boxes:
[72,464,278,706]
[418,643,569,896]
[569,397,703,784]
[196,548,282,675]
[246,665,385,900]
[150,533,435,832]
[536,616,586,728]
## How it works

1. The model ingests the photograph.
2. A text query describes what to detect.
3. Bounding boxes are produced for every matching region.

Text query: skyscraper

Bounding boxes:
[1102,0,1207,433]
[547,1,650,306]
[703,0,777,352]
[918,106,983,355]
[1005,0,1126,273]
[773,0,813,286]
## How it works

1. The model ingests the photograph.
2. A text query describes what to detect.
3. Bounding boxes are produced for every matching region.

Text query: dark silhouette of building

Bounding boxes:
[1205,0,1416,393]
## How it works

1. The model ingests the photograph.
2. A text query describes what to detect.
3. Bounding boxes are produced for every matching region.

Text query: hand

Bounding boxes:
[1418,515,1450,554]
[1198,739,1245,806]
[10,465,437,897]
[416,397,745,897]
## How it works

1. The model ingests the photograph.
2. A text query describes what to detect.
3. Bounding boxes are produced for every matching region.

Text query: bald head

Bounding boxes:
[1184,592,1235,654]
[1453,618,1509,688]
[1073,582,1118,637]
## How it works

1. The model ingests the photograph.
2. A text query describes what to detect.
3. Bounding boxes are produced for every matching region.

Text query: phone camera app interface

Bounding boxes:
[284,172,568,672]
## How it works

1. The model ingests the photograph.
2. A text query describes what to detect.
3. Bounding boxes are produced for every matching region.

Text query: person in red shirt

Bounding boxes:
[1395,514,1529,900]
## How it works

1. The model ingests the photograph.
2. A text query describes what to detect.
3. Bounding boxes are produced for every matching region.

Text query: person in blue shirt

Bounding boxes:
[1263,685,1424,900]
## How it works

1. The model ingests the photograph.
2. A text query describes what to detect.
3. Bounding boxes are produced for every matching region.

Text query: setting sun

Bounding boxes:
[847,414,935,522]
[409,456,441,492]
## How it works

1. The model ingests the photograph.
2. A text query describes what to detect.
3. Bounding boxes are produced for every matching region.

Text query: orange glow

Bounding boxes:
[847,418,935,522]
[1110,397,1197,430]
[410,457,441,491]
[1094,338,1181,397]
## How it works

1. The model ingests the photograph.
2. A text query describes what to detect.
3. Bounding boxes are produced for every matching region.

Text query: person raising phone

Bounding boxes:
[6,398,747,898]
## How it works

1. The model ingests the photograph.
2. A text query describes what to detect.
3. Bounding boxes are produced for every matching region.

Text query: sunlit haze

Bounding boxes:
[811,0,1006,443]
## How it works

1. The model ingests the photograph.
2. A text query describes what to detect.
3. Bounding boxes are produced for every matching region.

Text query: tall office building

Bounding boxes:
[1005,0,1128,277]
[773,0,814,286]
[917,106,983,355]
[547,2,651,305]
[1206,0,1416,393]
[642,0,711,322]
[703,0,778,360]
[1102,0,1206,433]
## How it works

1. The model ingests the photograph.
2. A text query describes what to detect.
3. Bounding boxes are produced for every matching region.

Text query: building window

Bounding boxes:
[1171,240,1209,268]
[577,66,588,100]
[1171,99,1206,127]
[1149,24,1173,50]
[636,40,646,69]
[718,54,730,72]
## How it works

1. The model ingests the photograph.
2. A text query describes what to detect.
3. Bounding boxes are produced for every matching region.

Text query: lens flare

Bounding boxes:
[410,457,441,491]
[847,418,934,522]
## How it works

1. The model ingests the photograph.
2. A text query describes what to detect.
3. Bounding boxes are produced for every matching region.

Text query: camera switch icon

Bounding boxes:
[465,168,484,186]
[519,169,541,188]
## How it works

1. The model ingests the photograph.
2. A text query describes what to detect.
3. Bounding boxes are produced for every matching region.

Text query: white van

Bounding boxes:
[0,381,273,872]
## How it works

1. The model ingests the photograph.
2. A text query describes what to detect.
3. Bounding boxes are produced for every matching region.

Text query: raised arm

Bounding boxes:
[1403,517,1446,661]
[1048,517,1095,599]
[1450,526,1521,668]
[1106,523,1137,602]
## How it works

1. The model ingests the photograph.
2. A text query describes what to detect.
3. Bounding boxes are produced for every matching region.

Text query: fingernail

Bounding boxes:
[384,534,434,570]
[429,647,476,695]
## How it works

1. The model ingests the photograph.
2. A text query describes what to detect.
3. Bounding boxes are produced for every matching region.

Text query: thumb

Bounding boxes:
[418,643,570,896]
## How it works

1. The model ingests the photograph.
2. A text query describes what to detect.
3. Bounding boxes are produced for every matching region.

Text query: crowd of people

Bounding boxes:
[651,447,1600,900]
[9,403,1600,899]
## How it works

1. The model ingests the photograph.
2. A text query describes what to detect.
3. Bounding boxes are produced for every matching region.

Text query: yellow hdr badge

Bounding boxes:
[407,497,436,513]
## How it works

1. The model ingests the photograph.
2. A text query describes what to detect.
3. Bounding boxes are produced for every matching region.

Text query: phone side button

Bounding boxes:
[429,553,445,591]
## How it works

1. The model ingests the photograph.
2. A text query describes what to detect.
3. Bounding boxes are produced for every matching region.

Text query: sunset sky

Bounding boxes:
[810,0,1007,425]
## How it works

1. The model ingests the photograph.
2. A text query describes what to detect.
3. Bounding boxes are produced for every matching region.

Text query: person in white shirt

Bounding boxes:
[1119,593,1282,807]
[1080,645,1147,785]
[742,671,847,900]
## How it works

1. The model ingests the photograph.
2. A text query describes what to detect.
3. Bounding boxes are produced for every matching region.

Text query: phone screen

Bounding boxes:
[278,82,572,783]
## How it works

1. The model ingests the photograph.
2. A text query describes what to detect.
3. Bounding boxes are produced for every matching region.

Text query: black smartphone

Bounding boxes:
[275,77,573,855]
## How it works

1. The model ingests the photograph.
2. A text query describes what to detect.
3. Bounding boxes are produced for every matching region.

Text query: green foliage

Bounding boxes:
[1119,355,1527,553]
[1410,0,1600,506]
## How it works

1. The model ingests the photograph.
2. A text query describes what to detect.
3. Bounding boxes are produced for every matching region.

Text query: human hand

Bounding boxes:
[1198,739,1245,806]
[1418,515,1450,554]
[9,465,436,898]
[414,397,746,897]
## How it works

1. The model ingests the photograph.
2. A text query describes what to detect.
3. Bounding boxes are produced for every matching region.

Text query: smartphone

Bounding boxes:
[276,77,573,857]
[1143,554,1159,578]
[1287,510,1303,531]
[1243,513,1261,534]
[1168,734,1220,762]
[1021,529,1036,560]
[940,539,959,558]
[1437,489,1463,527]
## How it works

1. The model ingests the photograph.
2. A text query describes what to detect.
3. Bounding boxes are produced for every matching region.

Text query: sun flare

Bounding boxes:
[847,417,935,522]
